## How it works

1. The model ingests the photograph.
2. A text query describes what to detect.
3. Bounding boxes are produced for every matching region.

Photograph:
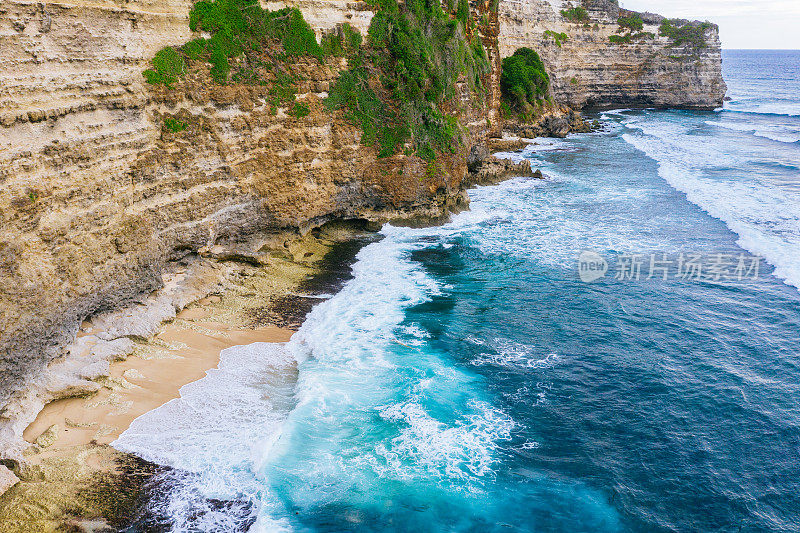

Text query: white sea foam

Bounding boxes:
[521,138,576,152]
[444,169,688,269]
[622,115,800,291]
[372,399,514,482]
[758,131,800,143]
[724,103,800,118]
[112,342,297,532]
[261,224,515,471]
[603,108,632,115]
[467,335,561,370]
[706,120,800,144]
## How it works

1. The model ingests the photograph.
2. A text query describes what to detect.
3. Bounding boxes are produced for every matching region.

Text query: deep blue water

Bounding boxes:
[115,51,800,532]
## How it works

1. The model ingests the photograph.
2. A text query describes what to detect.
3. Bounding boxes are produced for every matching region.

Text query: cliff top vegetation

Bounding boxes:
[143,0,490,162]
[659,19,714,49]
[499,47,549,120]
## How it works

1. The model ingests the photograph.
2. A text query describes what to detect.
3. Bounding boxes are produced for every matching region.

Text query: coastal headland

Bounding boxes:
[0,0,725,528]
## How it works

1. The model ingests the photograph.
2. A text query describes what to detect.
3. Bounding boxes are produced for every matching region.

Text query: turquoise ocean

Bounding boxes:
[114,50,800,532]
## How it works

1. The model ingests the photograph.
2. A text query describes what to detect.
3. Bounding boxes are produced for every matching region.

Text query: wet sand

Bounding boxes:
[23,303,294,457]
[0,225,372,532]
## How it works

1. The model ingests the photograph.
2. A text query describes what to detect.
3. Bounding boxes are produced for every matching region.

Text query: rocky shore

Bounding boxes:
[0,221,374,531]
[0,0,726,525]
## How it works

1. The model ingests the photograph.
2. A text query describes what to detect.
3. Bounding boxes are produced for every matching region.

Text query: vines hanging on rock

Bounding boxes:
[326,0,490,160]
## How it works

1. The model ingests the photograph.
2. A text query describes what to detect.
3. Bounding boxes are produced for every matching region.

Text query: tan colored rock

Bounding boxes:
[34,424,60,449]
[0,465,20,497]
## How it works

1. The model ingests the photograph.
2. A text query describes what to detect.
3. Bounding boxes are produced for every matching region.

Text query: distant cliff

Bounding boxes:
[499,0,726,109]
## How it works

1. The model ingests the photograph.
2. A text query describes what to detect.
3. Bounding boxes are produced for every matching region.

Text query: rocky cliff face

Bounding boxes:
[499,0,726,109]
[0,0,496,456]
[1,0,187,407]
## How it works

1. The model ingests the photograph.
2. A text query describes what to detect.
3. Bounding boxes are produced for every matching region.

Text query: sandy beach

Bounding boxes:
[0,226,368,532]
[22,306,293,456]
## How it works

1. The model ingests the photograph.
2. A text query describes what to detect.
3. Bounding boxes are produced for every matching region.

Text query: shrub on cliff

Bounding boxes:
[327,0,489,160]
[500,47,549,118]
[617,14,643,32]
[609,30,654,45]
[560,6,589,23]
[320,24,362,57]
[608,34,631,44]
[544,30,568,47]
[143,48,185,86]
[187,0,321,82]
[142,0,489,162]
[164,117,188,132]
[290,102,311,118]
[659,19,713,49]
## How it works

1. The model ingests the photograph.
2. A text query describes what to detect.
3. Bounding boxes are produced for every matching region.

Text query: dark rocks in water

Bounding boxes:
[539,114,571,138]
[504,107,594,139]
[467,143,490,167]
[467,155,543,184]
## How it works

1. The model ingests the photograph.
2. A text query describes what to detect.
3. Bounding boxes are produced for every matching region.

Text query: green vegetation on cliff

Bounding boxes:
[164,117,188,132]
[617,14,643,32]
[609,13,653,45]
[560,6,589,23]
[187,0,321,82]
[544,30,568,48]
[143,48,185,86]
[659,19,713,49]
[327,0,490,160]
[143,0,325,94]
[609,31,654,44]
[499,47,549,119]
[142,0,490,162]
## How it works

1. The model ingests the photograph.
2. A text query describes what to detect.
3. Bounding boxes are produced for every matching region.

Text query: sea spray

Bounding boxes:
[112,342,298,531]
[251,225,517,530]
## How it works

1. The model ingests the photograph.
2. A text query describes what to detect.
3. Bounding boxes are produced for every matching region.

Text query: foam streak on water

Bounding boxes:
[619,112,800,290]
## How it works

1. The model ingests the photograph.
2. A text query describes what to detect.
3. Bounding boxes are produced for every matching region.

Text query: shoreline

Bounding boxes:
[0,223,373,532]
[22,312,294,454]
[0,149,545,531]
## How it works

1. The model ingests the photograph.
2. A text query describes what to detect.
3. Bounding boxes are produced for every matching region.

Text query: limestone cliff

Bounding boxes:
[499,0,726,109]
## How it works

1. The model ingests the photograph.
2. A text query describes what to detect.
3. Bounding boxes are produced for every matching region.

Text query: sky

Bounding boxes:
[620,0,800,49]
